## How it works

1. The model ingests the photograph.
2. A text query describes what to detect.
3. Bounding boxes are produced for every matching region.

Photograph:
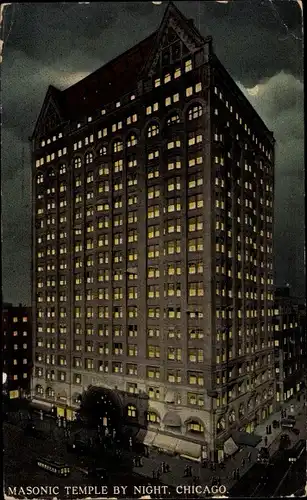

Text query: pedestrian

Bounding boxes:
[264,436,268,446]
[266,425,268,434]
[269,424,272,434]
[129,436,133,448]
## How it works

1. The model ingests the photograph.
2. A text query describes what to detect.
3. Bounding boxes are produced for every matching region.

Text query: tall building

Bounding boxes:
[31,3,276,460]
[273,287,306,406]
[2,303,32,399]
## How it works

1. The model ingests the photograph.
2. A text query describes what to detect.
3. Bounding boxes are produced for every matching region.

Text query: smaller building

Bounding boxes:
[2,303,32,399]
[273,288,305,406]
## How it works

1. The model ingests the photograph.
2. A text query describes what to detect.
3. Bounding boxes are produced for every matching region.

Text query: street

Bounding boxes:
[270,446,306,497]
[3,420,178,499]
[3,399,306,499]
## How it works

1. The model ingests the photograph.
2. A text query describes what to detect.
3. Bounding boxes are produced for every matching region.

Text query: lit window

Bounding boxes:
[113,140,123,153]
[147,124,159,138]
[185,59,192,72]
[174,68,181,79]
[127,135,138,148]
[188,105,203,120]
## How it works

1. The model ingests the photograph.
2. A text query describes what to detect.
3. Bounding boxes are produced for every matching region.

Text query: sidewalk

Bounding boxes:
[254,395,306,455]
[126,445,258,494]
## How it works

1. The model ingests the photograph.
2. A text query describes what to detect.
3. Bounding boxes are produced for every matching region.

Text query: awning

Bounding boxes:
[136,429,157,446]
[175,440,202,461]
[30,399,52,411]
[224,436,239,456]
[163,411,181,427]
[152,433,178,453]
[165,390,175,403]
[232,430,262,447]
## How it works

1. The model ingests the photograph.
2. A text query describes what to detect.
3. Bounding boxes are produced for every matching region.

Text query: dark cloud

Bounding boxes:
[2,1,304,303]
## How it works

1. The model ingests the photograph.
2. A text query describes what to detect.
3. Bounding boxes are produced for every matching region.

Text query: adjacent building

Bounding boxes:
[273,287,306,406]
[2,303,32,399]
[31,2,276,460]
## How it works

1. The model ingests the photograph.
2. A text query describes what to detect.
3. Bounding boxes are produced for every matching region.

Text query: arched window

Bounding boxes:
[228,409,236,423]
[186,419,204,434]
[46,387,55,399]
[256,394,261,406]
[113,140,123,153]
[146,410,160,424]
[127,404,137,418]
[127,134,138,148]
[74,157,81,169]
[85,152,93,164]
[99,146,107,156]
[263,390,268,400]
[239,404,245,418]
[35,385,44,396]
[59,164,66,175]
[167,113,180,125]
[247,398,254,411]
[147,124,159,138]
[217,417,226,433]
[188,105,203,121]
[36,174,44,185]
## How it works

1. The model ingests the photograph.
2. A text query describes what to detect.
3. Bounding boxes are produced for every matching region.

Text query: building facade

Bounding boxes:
[2,303,32,399]
[31,3,276,460]
[273,287,306,406]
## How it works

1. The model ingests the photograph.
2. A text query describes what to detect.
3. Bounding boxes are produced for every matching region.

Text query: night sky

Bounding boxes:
[2,1,304,305]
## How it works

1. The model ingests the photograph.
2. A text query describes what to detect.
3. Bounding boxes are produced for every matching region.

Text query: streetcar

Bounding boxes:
[36,457,71,476]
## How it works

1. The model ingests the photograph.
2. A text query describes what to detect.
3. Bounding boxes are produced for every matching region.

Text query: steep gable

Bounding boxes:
[142,1,205,78]
[32,85,64,140]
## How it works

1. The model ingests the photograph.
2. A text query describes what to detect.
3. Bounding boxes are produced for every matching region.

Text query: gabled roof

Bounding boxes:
[61,31,158,121]
[31,1,205,136]
[31,85,64,139]
[142,1,205,77]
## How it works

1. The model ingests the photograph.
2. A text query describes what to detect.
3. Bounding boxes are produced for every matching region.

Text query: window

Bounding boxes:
[188,105,203,120]
[85,152,93,164]
[113,140,123,153]
[74,157,81,169]
[167,113,180,125]
[188,132,203,146]
[147,124,159,138]
[127,134,138,147]
[146,103,159,115]
[185,59,193,72]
